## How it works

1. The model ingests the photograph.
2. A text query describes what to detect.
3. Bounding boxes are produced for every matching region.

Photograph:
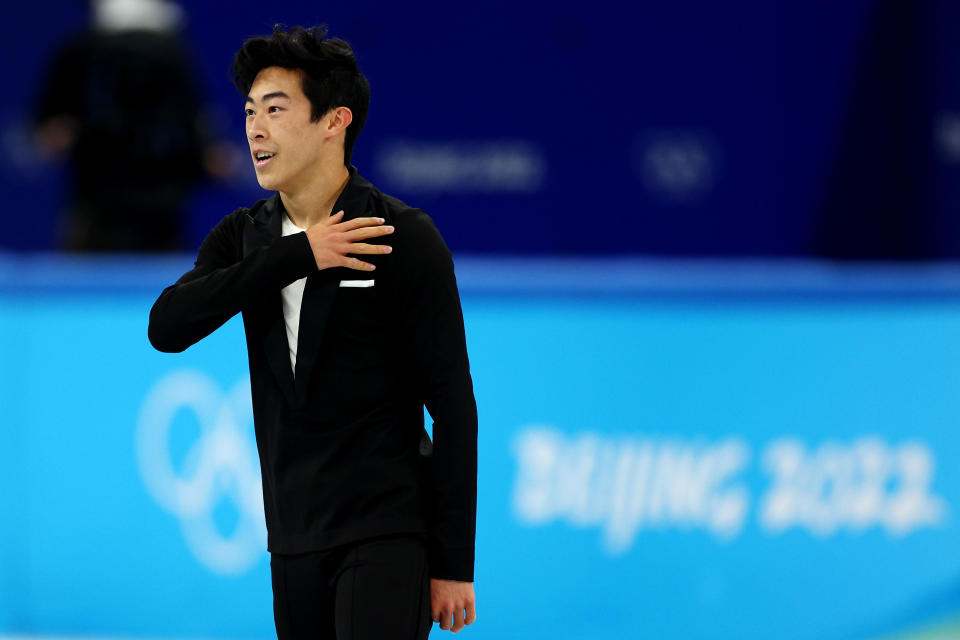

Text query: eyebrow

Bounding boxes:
[245,91,292,104]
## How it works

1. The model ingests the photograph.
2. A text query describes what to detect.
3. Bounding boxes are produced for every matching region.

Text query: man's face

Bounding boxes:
[245,66,326,193]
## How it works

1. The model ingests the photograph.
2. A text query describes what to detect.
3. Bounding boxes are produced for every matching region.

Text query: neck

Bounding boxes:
[279,162,351,228]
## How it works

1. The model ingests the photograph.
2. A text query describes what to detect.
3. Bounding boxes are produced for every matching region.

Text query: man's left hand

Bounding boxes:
[430,578,477,633]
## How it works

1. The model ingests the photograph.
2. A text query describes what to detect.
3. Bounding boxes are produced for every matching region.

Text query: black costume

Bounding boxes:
[271,532,433,638]
[149,167,478,592]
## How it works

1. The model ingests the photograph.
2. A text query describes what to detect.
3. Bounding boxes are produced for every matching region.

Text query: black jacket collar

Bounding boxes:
[251,164,375,237]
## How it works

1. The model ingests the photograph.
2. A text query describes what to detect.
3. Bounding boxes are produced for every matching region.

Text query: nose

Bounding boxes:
[247,113,267,141]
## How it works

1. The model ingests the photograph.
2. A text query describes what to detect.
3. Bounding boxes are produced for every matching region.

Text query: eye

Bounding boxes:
[268,106,282,113]
[244,108,254,117]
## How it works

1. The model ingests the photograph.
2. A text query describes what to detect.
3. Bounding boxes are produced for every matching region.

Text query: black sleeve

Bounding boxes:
[148,211,317,353]
[392,210,478,582]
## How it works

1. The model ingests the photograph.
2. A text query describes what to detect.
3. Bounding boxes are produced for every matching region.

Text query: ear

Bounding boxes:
[325,106,353,139]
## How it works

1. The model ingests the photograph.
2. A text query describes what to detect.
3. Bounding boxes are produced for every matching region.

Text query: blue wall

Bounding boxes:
[2,255,960,639]
[8,1,960,257]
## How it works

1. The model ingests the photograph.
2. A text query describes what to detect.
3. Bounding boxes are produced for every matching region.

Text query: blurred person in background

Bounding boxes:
[32,0,236,251]
[148,25,478,639]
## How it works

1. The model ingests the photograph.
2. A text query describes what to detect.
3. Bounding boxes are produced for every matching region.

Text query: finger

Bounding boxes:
[465,601,477,626]
[324,210,345,224]
[342,256,376,271]
[343,225,395,241]
[335,216,385,231]
[346,242,392,255]
[452,608,465,633]
[440,611,452,631]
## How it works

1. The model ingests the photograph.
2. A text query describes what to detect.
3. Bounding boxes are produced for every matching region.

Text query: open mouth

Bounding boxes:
[254,151,276,167]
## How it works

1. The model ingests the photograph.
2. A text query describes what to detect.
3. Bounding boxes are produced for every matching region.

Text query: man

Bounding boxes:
[148,25,478,639]
[33,0,218,251]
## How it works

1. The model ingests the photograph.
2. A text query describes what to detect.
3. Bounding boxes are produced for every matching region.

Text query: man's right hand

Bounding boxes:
[305,210,394,271]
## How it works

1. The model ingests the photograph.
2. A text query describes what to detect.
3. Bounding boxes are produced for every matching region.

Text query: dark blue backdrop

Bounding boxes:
[5,1,960,257]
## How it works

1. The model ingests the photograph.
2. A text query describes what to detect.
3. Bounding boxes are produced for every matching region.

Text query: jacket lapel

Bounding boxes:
[291,166,373,408]
[244,194,298,407]
[292,268,339,407]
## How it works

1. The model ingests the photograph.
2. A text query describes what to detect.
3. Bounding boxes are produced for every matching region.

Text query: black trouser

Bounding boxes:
[270,533,432,640]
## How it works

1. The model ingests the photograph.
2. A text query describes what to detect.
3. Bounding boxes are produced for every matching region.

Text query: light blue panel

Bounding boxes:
[0,293,26,630]
[465,299,960,640]
[5,295,273,636]
[2,258,960,640]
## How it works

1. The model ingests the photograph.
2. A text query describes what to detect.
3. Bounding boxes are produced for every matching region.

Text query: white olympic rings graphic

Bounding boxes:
[135,370,266,575]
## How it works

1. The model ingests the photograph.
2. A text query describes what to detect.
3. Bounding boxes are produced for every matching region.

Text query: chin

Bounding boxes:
[255,173,281,191]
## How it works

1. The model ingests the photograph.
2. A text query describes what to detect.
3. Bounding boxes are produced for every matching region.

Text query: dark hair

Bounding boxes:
[232,24,370,165]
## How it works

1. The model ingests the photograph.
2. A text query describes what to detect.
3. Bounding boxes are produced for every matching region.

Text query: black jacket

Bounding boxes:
[148,167,477,581]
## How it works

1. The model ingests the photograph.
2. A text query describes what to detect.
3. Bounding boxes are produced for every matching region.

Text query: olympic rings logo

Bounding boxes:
[135,370,266,575]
